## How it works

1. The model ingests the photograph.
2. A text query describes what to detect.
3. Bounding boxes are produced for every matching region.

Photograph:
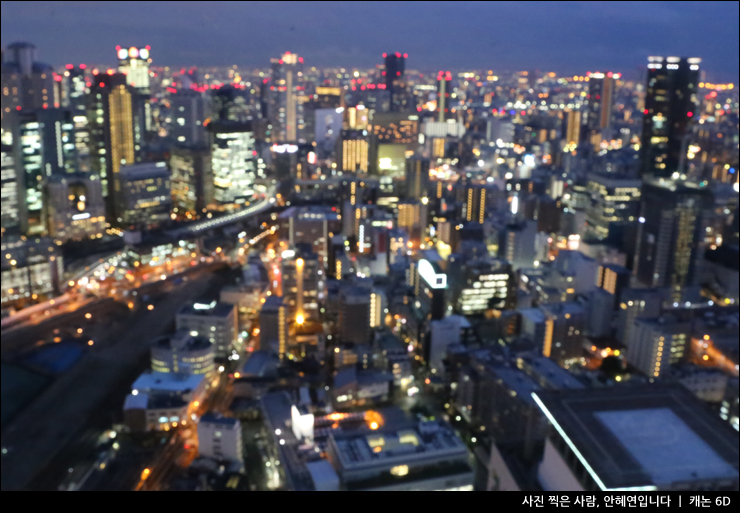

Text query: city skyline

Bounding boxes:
[1,0,738,494]
[1,1,739,82]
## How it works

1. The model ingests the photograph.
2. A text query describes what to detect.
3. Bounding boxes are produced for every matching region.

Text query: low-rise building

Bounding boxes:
[333,367,394,408]
[151,330,215,378]
[326,420,474,491]
[198,414,243,464]
[123,394,189,432]
[130,371,207,404]
[176,301,239,358]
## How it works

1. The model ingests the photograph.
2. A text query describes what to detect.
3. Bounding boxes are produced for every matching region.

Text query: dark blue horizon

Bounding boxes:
[1,1,738,83]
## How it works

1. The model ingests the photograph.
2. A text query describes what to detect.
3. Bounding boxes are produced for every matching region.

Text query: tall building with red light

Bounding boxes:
[640,57,701,179]
[436,71,453,122]
[116,46,151,90]
[1,42,55,135]
[584,71,619,148]
[383,52,408,112]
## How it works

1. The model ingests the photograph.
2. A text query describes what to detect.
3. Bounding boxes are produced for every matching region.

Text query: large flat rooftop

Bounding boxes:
[331,420,468,470]
[534,385,739,490]
[132,371,205,394]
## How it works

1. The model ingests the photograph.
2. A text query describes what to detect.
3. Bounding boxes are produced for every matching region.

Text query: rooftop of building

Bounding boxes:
[151,330,212,352]
[132,371,205,395]
[278,205,340,221]
[541,302,585,316]
[178,301,234,318]
[123,392,149,410]
[261,295,285,312]
[517,354,585,390]
[534,385,739,490]
[124,392,188,411]
[200,413,240,427]
[119,161,169,178]
[334,367,394,389]
[238,350,279,378]
[519,307,546,323]
[487,365,540,404]
[330,419,469,470]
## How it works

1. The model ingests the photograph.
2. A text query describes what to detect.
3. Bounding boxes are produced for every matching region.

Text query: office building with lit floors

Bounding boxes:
[150,330,215,378]
[533,386,739,491]
[198,414,243,464]
[115,162,171,228]
[1,42,56,132]
[208,121,257,208]
[281,247,324,321]
[582,72,619,149]
[1,144,23,236]
[169,145,213,217]
[585,173,642,240]
[326,419,474,491]
[1,236,62,305]
[12,108,79,234]
[627,317,690,378]
[176,301,239,359]
[260,296,288,356]
[87,73,141,213]
[44,174,106,242]
[452,258,517,315]
[337,130,369,174]
[635,179,711,300]
[520,303,585,367]
[640,56,701,179]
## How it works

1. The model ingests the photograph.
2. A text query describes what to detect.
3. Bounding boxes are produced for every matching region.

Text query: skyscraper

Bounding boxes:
[436,71,453,122]
[338,286,372,345]
[116,46,153,138]
[337,129,369,174]
[116,46,151,90]
[405,156,430,200]
[88,73,137,215]
[585,173,642,240]
[208,121,256,207]
[1,143,24,235]
[44,173,106,241]
[583,71,619,148]
[12,108,78,234]
[640,57,701,178]
[60,65,91,173]
[563,109,581,149]
[270,52,304,142]
[383,52,408,112]
[170,89,210,146]
[169,145,212,217]
[635,179,710,299]
[368,112,418,176]
[1,42,56,133]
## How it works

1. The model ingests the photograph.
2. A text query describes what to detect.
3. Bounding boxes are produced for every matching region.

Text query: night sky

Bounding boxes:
[2,1,738,82]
